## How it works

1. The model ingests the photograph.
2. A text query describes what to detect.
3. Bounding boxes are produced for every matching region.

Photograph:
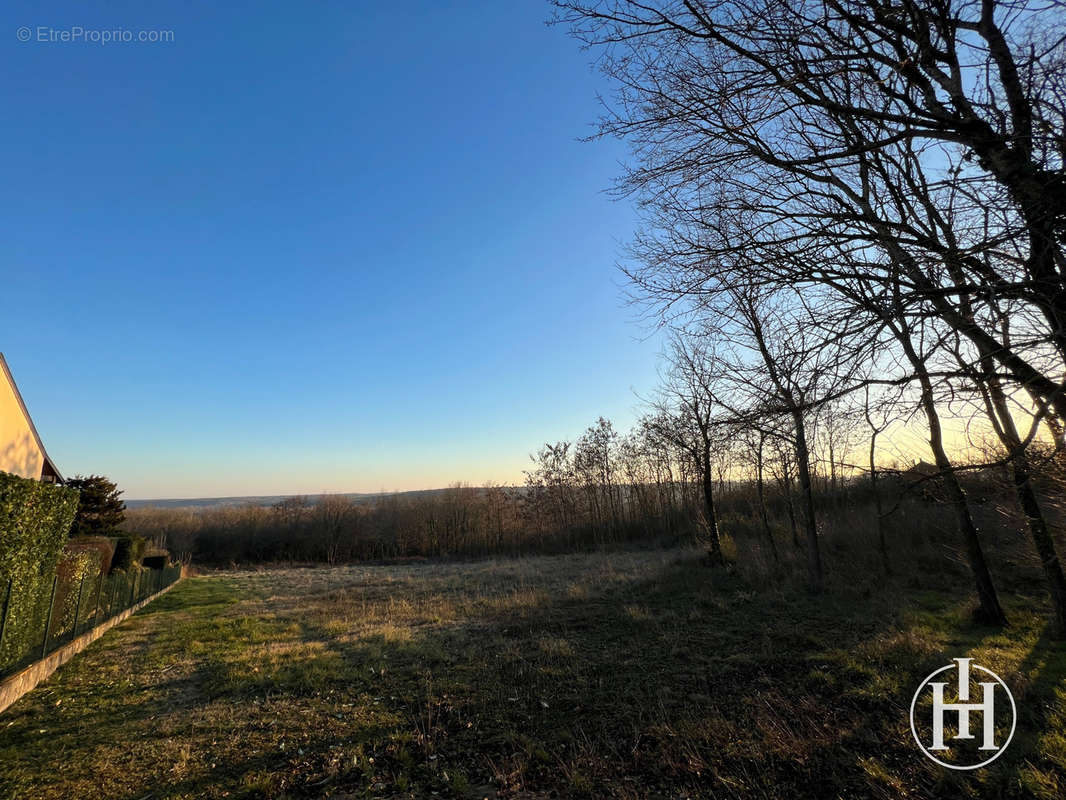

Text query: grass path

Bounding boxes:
[1,548,1064,798]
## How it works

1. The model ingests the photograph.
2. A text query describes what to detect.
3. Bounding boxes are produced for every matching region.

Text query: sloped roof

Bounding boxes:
[0,353,63,483]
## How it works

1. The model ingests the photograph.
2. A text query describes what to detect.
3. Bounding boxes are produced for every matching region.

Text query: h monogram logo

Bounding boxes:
[910,657,1016,770]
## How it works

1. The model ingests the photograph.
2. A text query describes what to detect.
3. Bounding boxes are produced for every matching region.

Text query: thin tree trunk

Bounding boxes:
[700,442,724,564]
[907,348,1007,625]
[792,410,823,591]
[829,436,837,497]
[868,426,891,575]
[756,432,779,564]
[878,270,1007,624]
[1011,456,1066,636]
[950,278,1065,633]
[981,368,1066,636]
[746,304,822,589]
[782,467,800,547]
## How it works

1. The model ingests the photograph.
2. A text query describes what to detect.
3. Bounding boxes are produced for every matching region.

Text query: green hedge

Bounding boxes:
[50,547,105,642]
[0,473,79,669]
[66,536,115,577]
[111,535,146,572]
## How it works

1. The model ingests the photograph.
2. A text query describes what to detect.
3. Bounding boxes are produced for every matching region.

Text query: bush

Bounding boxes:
[66,536,115,577]
[50,545,105,641]
[0,472,79,670]
[110,535,146,572]
[718,511,765,542]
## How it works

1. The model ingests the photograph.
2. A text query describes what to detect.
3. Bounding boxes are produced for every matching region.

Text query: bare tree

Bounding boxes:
[862,385,898,575]
[737,425,781,564]
[648,337,726,563]
[950,325,1066,634]
[555,0,1066,417]
[731,288,826,588]
[553,0,1066,615]
[525,441,578,535]
[315,495,353,566]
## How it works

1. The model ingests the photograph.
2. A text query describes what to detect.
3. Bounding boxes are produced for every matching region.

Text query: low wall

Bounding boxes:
[0,577,180,714]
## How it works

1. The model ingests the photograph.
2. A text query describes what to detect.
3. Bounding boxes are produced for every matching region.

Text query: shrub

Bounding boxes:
[50,546,105,641]
[718,511,765,542]
[66,536,115,577]
[110,535,146,572]
[0,472,79,671]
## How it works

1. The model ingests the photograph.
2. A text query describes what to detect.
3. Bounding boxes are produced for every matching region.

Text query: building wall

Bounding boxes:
[0,369,44,480]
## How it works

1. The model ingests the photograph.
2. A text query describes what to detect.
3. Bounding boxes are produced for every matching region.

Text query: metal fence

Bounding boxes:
[0,562,181,679]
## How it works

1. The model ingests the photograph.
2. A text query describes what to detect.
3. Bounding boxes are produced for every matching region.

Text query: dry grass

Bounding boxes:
[0,545,1064,799]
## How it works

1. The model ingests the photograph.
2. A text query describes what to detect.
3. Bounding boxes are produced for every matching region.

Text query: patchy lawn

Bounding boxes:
[0,548,1064,799]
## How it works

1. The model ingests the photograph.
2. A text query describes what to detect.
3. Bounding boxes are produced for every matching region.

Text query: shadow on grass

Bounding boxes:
[1,558,1064,800]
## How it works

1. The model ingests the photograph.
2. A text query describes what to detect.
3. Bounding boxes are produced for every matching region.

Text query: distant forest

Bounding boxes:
[125,413,1064,587]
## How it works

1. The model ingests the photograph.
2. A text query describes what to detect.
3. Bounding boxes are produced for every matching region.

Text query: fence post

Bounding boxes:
[130,571,139,606]
[0,579,12,655]
[108,576,118,619]
[92,573,104,629]
[40,575,59,659]
[0,580,11,652]
[72,573,86,639]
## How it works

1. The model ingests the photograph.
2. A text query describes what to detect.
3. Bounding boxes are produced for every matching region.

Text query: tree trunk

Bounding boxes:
[782,468,800,547]
[792,410,823,591]
[869,428,891,575]
[1011,456,1066,637]
[981,369,1066,637]
[756,433,779,564]
[912,365,1007,626]
[700,443,724,564]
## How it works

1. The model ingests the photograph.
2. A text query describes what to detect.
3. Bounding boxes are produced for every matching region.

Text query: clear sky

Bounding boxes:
[2,1,666,499]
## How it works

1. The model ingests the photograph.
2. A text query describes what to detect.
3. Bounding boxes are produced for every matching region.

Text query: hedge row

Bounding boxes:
[49,546,107,643]
[0,472,79,668]
[111,534,145,572]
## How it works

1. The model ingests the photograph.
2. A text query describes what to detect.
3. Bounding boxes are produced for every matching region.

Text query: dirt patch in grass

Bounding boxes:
[0,549,1064,798]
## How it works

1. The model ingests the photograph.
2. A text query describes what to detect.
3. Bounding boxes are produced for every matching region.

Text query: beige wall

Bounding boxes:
[0,368,44,480]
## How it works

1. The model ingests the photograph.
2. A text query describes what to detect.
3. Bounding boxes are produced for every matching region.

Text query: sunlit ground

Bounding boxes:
[1,547,1064,799]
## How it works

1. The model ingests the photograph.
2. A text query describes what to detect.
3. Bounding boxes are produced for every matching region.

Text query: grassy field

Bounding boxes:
[1,546,1065,799]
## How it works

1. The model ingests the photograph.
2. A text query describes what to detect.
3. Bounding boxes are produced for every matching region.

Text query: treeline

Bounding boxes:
[126,449,698,568]
[124,406,1038,570]
[117,413,795,565]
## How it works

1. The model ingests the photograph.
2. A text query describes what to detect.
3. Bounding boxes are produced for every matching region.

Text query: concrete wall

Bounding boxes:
[0,366,45,480]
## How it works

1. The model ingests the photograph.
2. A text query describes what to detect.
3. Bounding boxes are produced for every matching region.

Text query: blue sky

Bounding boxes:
[2,1,664,499]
